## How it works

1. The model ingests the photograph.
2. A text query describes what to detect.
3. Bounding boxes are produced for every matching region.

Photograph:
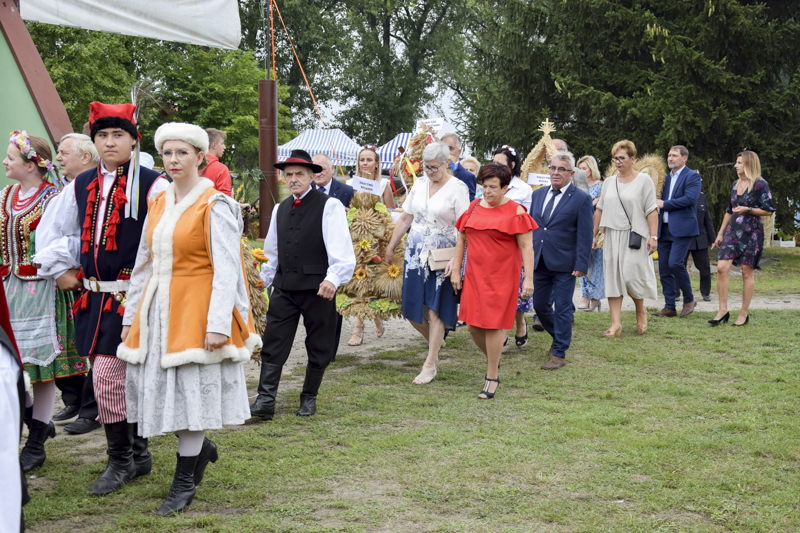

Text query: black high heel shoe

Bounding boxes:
[732,315,749,327]
[515,321,528,347]
[478,375,500,400]
[708,312,730,326]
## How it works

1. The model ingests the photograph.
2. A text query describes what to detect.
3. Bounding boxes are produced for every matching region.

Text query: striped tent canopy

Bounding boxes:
[278,129,360,167]
[377,133,413,169]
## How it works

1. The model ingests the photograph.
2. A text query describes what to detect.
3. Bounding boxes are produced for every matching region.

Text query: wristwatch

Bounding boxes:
[650,236,658,241]
[748,207,753,214]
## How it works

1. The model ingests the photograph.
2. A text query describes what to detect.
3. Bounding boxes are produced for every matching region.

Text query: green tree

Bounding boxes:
[456,0,800,232]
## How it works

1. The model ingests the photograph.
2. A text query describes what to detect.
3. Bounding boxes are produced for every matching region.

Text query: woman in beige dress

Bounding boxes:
[592,140,658,336]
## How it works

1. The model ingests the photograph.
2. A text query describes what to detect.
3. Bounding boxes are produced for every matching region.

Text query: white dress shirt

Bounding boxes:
[33,170,169,280]
[504,176,533,213]
[260,187,356,289]
[663,165,685,223]
[541,185,567,218]
[316,179,332,195]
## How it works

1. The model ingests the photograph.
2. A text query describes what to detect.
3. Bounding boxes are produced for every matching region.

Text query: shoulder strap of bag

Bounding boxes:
[615,177,633,230]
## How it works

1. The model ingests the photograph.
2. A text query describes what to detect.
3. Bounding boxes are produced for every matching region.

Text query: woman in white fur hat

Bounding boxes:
[117,123,261,515]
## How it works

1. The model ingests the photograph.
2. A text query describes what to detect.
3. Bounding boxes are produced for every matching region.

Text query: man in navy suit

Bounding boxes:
[653,146,701,318]
[530,152,593,370]
[312,153,354,207]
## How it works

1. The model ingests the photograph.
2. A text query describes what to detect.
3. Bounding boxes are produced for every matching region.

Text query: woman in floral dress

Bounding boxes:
[2,131,84,472]
[385,142,469,385]
[710,151,776,327]
[577,156,605,311]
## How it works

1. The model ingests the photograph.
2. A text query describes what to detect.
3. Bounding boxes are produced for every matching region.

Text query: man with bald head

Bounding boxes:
[312,153,354,208]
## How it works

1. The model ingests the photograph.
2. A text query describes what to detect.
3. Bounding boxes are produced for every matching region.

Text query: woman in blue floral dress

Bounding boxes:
[710,151,776,327]
[577,156,605,311]
[385,143,469,385]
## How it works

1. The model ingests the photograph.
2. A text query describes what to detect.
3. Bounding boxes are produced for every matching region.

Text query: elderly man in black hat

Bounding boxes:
[251,150,356,420]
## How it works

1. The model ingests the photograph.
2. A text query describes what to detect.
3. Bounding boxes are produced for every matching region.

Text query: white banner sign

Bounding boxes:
[527,173,551,187]
[21,0,242,50]
[351,177,382,196]
[418,117,444,133]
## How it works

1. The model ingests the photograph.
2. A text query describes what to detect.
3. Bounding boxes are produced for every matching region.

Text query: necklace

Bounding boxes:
[11,182,46,211]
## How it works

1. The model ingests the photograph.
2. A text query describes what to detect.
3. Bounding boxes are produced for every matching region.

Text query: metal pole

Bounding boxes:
[258,79,279,239]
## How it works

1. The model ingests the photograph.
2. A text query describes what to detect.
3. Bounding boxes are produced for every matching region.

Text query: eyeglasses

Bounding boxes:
[612,156,628,163]
[423,165,441,174]
[162,149,194,159]
[548,166,571,173]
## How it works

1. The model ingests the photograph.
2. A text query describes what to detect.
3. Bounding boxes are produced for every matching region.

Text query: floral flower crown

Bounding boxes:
[9,131,55,172]
[362,145,378,151]
[501,145,517,157]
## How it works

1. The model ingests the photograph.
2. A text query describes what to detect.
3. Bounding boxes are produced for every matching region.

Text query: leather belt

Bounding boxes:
[82,277,130,294]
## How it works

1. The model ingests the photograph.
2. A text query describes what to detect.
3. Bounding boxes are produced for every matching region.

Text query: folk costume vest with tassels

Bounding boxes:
[0,184,58,280]
[72,161,162,357]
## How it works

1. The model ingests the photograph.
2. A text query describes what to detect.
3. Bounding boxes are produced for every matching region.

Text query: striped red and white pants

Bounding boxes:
[91,356,127,423]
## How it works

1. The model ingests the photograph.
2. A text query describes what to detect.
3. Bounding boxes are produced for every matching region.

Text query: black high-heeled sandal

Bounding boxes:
[478,375,500,400]
[515,321,528,347]
[708,312,730,326]
[732,315,749,327]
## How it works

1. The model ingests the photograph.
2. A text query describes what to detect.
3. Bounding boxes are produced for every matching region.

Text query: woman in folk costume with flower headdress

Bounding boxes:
[345,146,395,346]
[36,102,169,496]
[1,131,85,473]
[118,123,260,516]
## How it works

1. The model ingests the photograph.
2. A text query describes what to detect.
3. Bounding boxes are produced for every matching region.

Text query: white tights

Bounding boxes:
[176,429,205,457]
[31,381,56,423]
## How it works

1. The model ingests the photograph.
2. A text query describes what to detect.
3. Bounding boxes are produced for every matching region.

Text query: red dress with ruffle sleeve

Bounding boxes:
[455,199,538,330]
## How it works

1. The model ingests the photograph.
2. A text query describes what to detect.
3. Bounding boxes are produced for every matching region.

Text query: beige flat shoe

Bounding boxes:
[412,367,437,385]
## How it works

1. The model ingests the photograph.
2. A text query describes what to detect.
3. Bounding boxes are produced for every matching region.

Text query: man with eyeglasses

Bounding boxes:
[551,139,589,194]
[529,152,593,370]
[653,145,701,318]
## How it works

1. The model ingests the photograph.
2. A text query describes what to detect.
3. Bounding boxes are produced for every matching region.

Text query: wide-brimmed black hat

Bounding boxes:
[274,149,322,173]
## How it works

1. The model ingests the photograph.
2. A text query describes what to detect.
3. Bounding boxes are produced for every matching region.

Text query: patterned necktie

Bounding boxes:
[543,189,562,224]
[292,198,301,209]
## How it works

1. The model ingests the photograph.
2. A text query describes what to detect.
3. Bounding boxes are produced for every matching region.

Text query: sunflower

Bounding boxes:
[359,239,372,250]
[387,264,401,278]
[355,268,367,280]
[251,248,268,263]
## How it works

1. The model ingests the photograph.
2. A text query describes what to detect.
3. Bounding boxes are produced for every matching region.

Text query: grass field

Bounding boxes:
[25,303,800,532]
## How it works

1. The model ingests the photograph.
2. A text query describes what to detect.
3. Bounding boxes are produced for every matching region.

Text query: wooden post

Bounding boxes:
[258,80,279,239]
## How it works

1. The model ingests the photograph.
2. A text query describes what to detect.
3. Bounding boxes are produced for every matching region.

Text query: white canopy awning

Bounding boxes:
[279,129,361,167]
[21,0,241,49]
[377,133,413,169]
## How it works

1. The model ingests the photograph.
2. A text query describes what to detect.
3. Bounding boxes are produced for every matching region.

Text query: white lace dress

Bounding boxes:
[124,200,251,438]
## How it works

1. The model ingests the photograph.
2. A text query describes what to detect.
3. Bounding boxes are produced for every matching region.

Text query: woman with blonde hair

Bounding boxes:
[592,140,658,336]
[461,157,482,198]
[576,155,605,311]
[346,146,395,346]
[709,150,775,326]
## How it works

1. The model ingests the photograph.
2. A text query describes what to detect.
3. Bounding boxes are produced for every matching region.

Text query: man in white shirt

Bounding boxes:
[252,150,356,420]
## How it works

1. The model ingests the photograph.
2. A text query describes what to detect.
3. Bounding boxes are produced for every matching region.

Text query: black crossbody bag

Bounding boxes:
[615,177,643,250]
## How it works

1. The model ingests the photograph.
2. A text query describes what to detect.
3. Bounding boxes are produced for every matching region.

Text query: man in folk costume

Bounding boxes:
[40,102,169,495]
[251,150,355,420]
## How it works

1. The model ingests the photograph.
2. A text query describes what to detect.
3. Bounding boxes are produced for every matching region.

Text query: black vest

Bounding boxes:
[273,189,329,291]
[73,162,163,357]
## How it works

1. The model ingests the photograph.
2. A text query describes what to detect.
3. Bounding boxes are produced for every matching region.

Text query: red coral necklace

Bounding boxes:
[11,182,47,211]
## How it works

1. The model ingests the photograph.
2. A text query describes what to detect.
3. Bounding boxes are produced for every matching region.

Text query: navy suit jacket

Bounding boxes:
[451,162,477,202]
[530,182,593,273]
[315,178,354,208]
[658,166,701,238]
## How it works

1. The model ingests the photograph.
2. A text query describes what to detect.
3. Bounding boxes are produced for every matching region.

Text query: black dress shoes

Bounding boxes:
[702,294,712,302]
[52,404,80,422]
[64,417,102,435]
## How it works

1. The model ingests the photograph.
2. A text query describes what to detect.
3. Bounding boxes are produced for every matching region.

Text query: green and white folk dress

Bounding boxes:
[0,183,86,383]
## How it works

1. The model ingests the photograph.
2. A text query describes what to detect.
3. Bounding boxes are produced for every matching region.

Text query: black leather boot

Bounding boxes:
[250,363,283,420]
[296,366,326,417]
[193,438,218,486]
[91,421,136,495]
[130,423,152,478]
[19,419,56,472]
[157,454,199,516]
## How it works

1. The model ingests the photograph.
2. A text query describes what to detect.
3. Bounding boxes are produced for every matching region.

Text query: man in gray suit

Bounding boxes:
[551,139,589,194]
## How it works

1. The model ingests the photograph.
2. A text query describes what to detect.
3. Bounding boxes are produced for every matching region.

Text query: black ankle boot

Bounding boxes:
[296,366,326,417]
[157,454,199,516]
[250,363,283,420]
[91,421,136,495]
[130,423,151,478]
[193,438,218,486]
[19,419,56,472]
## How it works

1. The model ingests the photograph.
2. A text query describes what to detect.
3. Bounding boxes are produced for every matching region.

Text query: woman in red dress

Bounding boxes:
[450,164,536,399]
